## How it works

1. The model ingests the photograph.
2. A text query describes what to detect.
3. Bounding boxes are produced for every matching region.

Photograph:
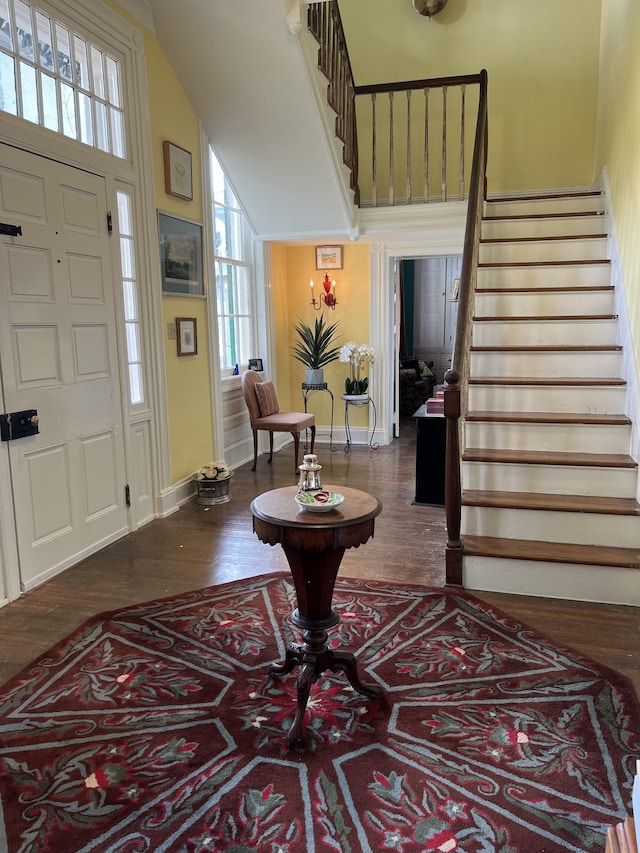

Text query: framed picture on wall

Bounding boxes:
[159,213,204,296]
[176,317,197,356]
[315,245,343,269]
[163,141,193,200]
[248,358,264,371]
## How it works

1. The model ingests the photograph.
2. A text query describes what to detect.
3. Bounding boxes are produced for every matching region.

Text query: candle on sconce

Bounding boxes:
[332,280,336,294]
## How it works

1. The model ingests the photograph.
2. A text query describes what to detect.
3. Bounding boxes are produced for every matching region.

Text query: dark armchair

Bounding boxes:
[399,359,436,417]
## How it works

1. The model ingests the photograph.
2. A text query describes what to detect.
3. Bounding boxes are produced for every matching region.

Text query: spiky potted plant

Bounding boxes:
[291,315,341,385]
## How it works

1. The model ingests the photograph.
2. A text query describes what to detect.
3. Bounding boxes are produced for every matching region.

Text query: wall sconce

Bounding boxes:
[310,272,337,310]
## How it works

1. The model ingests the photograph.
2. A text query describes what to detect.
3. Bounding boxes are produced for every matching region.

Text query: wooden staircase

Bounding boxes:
[461,191,640,605]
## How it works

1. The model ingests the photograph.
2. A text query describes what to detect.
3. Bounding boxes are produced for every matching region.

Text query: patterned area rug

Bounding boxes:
[0,573,638,852]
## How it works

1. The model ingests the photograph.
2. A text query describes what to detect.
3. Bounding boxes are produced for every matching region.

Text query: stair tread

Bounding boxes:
[486,191,603,202]
[468,376,626,386]
[470,345,622,352]
[462,535,640,568]
[476,286,614,294]
[474,314,617,322]
[462,490,640,515]
[478,259,610,268]
[481,234,607,244]
[483,211,605,222]
[462,448,637,467]
[466,410,631,425]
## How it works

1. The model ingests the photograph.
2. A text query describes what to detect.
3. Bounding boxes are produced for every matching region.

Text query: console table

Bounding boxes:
[250,485,383,746]
[302,382,335,451]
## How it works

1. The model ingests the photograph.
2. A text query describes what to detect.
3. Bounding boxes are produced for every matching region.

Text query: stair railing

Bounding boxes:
[307,2,484,206]
[443,68,488,585]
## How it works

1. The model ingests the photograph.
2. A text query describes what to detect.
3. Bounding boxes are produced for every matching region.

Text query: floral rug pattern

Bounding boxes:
[0,573,638,852]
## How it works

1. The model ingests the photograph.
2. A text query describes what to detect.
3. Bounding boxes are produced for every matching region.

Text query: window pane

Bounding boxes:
[54,22,71,80]
[120,236,134,279]
[0,2,13,51]
[117,190,132,236]
[35,11,53,71]
[40,70,56,129]
[125,320,140,362]
[105,54,119,106]
[128,363,143,405]
[122,279,136,321]
[14,0,33,61]
[73,35,89,90]
[90,44,104,97]
[94,99,108,150]
[19,59,38,123]
[77,90,92,144]
[109,106,124,158]
[0,51,17,113]
[60,79,76,137]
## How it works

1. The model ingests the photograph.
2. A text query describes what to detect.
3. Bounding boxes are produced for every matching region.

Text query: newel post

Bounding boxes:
[443,369,463,586]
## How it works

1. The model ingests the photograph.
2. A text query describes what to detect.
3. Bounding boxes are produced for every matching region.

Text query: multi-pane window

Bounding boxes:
[116,189,144,406]
[210,147,252,373]
[0,0,126,157]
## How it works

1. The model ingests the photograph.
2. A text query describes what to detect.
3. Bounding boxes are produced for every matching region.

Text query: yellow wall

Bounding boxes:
[342,0,602,194]
[596,0,640,375]
[106,2,215,481]
[279,242,371,427]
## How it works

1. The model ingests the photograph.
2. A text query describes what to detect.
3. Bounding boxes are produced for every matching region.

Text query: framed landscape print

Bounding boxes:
[315,245,343,270]
[159,213,204,296]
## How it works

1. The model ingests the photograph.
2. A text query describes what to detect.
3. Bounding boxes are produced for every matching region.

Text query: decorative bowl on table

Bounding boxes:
[295,490,344,513]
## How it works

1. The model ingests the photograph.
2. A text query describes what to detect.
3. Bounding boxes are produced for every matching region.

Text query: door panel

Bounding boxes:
[0,144,128,590]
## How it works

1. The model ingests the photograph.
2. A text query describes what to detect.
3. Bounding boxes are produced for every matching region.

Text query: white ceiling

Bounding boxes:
[124,0,355,240]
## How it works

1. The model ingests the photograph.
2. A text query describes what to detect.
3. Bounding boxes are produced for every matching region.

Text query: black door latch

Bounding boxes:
[0,410,39,441]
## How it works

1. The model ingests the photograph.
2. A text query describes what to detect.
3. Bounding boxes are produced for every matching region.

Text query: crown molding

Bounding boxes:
[111,0,155,33]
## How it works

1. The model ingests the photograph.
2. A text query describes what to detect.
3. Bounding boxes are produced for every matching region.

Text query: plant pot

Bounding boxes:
[305,368,324,385]
[193,471,234,505]
[342,394,369,405]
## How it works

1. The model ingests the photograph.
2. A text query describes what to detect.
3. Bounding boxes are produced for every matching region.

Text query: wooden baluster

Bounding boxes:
[406,89,412,204]
[424,88,429,202]
[441,85,447,201]
[459,84,466,199]
[389,91,395,206]
[372,93,377,207]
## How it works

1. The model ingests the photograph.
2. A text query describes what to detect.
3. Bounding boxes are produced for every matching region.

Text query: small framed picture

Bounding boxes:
[450,277,460,301]
[315,245,343,270]
[163,141,193,200]
[248,358,264,372]
[159,213,204,296]
[176,317,197,356]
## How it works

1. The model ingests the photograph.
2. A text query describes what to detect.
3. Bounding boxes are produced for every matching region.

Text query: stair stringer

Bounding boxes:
[460,189,640,605]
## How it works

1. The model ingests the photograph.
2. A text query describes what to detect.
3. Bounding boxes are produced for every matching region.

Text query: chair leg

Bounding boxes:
[251,429,258,471]
[292,432,300,473]
[309,425,316,455]
[268,432,274,464]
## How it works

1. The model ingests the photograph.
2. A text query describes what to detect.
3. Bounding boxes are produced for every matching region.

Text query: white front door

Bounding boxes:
[0,144,128,591]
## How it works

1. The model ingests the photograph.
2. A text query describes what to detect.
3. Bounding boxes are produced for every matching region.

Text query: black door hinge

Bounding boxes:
[107,211,113,236]
[125,484,130,507]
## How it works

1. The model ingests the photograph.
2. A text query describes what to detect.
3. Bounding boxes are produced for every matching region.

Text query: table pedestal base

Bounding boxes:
[269,624,383,747]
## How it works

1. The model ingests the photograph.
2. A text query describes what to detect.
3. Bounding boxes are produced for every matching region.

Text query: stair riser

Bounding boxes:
[475,290,614,317]
[485,195,605,218]
[464,421,631,454]
[482,215,607,240]
[479,238,608,265]
[472,319,619,347]
[477,264,611,290]
[469,350,622,378]
[462,460,637,497]
[464,556,640,606]
[462,506,640,548]
[468,385,626,413]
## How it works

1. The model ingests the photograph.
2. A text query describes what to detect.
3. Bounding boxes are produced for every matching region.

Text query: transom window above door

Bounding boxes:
[0,0,126,158]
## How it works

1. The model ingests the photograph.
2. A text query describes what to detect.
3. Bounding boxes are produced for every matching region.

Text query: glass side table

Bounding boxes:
[342,394,378,453]
[301,383,336,452]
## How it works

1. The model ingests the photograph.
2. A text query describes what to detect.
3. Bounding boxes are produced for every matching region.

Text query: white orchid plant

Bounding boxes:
[339,342,375,395]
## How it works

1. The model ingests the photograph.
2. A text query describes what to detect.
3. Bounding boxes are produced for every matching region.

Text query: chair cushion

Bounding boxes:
[255,381,280,417]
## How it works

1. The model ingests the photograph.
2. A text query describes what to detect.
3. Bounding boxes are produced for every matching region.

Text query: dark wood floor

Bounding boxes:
[1,422,638,696]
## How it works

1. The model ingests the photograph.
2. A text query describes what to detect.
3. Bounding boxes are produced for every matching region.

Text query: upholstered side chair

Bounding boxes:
[241,370,315,473]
